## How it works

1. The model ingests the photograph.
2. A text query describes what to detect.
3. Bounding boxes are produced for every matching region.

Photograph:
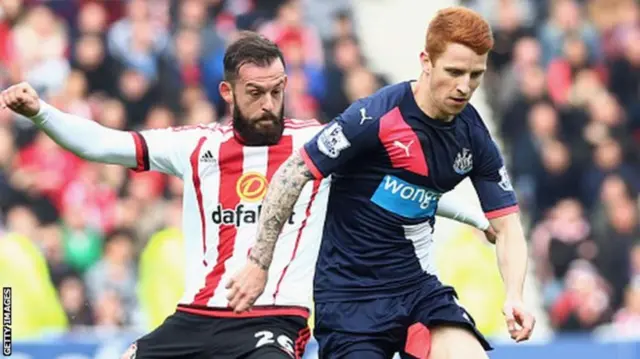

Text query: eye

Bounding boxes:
[446,69,464,77]
[249,90,261,97]
[471,72,484,79]
[272,88,282,96]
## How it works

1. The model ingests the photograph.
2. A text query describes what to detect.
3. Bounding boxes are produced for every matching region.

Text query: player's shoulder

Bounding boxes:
[170,123,232,138]
[283,117,326,136]
[283,118,324,130]
[139,122,233,148]
[458,103,491,136]
[145,122,228,134]
[341,81,411,122]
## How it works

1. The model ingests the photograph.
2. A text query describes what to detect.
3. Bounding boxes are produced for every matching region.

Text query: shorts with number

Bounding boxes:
[313,276,492,359]
[130,308,311,359]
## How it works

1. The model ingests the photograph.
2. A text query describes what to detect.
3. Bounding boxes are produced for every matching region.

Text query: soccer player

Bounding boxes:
[227,7,536,359]
[1,32,494,359]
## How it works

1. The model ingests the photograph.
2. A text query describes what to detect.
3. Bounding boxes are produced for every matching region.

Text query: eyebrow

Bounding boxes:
[444,66,486,72]
[246,79,285,91]
[443,66,485,73]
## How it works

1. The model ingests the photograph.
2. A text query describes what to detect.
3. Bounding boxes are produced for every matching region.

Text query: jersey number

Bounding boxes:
[254,330,294,353]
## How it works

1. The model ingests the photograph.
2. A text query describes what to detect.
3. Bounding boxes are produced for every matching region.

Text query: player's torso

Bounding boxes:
[315,84,482,301]
[180,121,330,309]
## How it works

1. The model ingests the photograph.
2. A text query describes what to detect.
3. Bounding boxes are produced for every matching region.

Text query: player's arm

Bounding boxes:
[247,100,378,270]
[470,136,535,342]
[1,82,137,167]
[246,150,314,269]
[473,163,527,304]
[1,82,193,177]
[489,211,528,300]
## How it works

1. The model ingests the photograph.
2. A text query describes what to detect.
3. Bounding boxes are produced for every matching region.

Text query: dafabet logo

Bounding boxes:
[236,172,268,202]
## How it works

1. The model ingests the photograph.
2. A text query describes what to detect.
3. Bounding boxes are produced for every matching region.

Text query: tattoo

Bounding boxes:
[250,150,314,269]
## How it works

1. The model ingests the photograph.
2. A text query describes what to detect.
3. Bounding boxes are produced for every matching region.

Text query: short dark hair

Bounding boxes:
[104,227,136,247]
[223,31,285,83]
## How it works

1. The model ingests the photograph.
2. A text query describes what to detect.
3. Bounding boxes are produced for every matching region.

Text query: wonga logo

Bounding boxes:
[236,172,268,202]
[371,175,441,218]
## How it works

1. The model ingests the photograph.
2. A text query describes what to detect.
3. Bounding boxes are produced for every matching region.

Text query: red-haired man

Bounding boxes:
[229,6,536,359]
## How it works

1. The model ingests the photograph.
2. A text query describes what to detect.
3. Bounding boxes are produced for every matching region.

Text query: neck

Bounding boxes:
[233,128,248,145]
[412,73,454,122]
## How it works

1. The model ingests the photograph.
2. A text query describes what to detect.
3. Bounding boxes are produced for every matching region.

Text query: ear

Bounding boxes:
[219,81,233,105]
[420,50,432,74]
[282,74,289,89]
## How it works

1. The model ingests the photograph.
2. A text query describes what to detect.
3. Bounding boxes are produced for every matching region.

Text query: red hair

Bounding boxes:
[426,6,494,62]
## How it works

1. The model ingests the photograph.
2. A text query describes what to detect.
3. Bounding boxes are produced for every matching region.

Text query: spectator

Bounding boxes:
[495,36,542,111]
[531,199,594,305]
[11,5,70,96]
[631,243,640,278]
[485,0,535,75]
[533,140,581,221]
[58,274,94,327]
[0,126,22,214]
[612,276,640,337]
[39,224,75,289]
[93,289,127,329]
[13,131,83,212]
[259,0,324,68]
[107,0,169,76]
[74,1,109,38]
[71,34,122,97]
[500,64,549,141]
[60,203,103,274]
[61,162,118,235]
[85,228,138,325]
[608,26,640,109]
[344,67,381,104]
[551,260,612,332]
[537,0,601,68]
[593,198,638,308]
[546,33,607,106]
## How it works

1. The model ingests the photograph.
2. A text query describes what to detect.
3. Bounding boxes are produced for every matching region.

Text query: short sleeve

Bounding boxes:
[300,100,379,178]
[130,125,215,178]
[470,137,519,219]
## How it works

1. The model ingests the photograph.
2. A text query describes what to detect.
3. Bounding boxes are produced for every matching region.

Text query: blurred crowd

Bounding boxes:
[466,0,640,336]
[0,0,389,337]
[4,0,640,342]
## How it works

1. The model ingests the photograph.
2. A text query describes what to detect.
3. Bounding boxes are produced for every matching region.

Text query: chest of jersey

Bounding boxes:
[385,108,475,186]
[195,138,292,228]
[338,108,475,220]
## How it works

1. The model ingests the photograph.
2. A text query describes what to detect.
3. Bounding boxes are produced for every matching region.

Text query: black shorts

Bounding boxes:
[127,308,311,359]
[314,277,491,359]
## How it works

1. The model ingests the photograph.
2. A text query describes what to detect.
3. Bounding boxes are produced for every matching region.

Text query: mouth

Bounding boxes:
[450,97,467,105]
[255,118,277,126]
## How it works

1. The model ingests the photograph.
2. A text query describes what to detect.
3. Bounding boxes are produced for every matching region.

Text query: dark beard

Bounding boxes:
[232,98,285,146]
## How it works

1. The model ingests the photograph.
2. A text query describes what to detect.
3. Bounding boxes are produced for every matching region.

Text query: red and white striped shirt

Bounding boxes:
[131,119,329,318]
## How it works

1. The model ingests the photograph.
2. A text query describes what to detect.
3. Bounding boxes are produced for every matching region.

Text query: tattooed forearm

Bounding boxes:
[249,150,314,270]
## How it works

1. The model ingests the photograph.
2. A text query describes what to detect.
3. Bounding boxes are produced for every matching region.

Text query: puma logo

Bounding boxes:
[359,108,373,125]
[393,140,413,157]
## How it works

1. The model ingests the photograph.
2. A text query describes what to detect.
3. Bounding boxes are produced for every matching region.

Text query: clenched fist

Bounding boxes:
[0,82,41,118]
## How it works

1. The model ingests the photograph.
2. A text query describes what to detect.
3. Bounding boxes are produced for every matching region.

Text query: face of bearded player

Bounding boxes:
[223,59,287,146]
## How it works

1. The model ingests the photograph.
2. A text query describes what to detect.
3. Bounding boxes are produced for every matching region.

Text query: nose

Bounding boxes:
[456,77,470,97]
[262,94,275,113]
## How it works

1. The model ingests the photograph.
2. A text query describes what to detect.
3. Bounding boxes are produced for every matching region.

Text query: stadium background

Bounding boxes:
[0,0,639,358]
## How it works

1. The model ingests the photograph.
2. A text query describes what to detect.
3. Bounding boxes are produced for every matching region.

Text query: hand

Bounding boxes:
[226,259,267,313]
[1,82,41,117]
[503,298,535,342]
[484,225,498,243]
